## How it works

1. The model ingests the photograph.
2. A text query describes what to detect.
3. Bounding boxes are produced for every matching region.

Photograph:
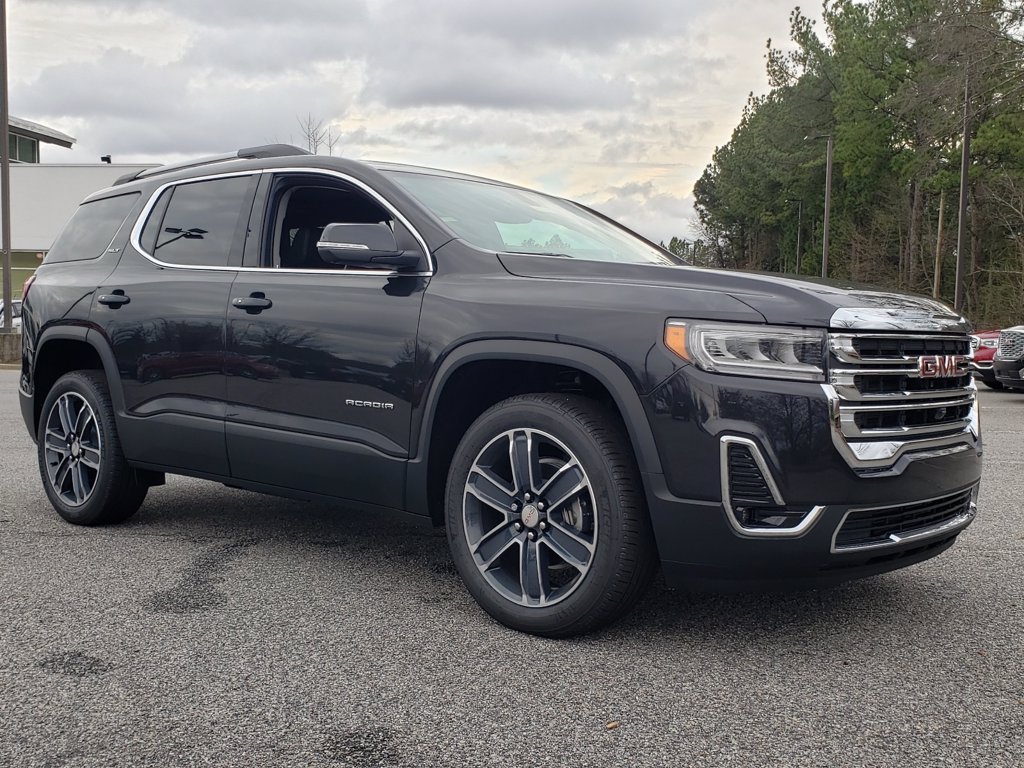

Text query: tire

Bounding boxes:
[982,380,1004,390]
[445,393,657,637]
[37,371,147,526]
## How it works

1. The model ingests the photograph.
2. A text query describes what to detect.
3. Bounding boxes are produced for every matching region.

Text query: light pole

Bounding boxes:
[807,134,834,279]
[1,0,12,334]
[786,198,803,275]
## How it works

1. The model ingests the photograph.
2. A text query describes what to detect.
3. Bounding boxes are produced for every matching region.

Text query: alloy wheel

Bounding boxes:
[462,428,597,607]
[43,392,102,507]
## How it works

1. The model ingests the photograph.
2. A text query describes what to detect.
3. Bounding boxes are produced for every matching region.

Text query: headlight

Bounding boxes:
[664,320,826,382]
[981,339,997,348]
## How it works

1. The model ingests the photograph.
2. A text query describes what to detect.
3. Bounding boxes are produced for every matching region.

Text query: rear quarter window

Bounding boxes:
[44,192,141,264]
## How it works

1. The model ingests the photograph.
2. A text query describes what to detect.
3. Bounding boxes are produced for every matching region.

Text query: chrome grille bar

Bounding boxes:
[831,334,971,365]
[826,331,979,472]
[840,415,973,439]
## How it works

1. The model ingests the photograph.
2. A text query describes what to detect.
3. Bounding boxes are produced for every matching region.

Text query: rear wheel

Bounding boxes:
[445,393,657,637]
[982,379,1004,390]
[37,371,147,525]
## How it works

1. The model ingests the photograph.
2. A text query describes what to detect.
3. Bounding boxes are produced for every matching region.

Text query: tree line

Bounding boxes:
[684,0,1024,327]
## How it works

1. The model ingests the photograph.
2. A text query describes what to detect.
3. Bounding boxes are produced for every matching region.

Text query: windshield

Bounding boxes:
[384,171,683,266]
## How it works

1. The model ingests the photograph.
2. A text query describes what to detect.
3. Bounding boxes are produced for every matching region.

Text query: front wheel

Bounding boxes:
[37,371,147,525]
[445,394,657,637]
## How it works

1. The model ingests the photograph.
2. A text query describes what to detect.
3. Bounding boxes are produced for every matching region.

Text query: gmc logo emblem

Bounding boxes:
[919,355,968,378]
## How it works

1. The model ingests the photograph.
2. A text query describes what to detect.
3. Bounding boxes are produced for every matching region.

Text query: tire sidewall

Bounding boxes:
[37,373,121,525]
[446,397,632,635]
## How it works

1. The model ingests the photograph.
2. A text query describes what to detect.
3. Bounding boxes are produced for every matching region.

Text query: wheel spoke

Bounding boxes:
[70,462,88,504]
[542,523,593,571]
[509,430,539,496]
[519,538,548,605]
[539,461,586,511]
[74,406,94,438]
[466,467,516,515]
[45,430,69,455]
[53,456,72,493]
[80,446,101,470]
[473,522,520,568]
[57,396,75,436]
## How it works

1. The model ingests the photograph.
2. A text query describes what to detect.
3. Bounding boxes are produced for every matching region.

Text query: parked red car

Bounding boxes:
[971,330,1001,389]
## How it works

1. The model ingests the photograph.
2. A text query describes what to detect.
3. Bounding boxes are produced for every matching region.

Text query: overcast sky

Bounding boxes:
[8,0,809,242]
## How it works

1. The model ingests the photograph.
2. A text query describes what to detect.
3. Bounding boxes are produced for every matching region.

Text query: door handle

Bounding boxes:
[97,291,130,307]
[232,294,272,313]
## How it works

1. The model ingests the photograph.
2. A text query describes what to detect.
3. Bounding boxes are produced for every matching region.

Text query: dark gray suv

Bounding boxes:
[18,145,982,636]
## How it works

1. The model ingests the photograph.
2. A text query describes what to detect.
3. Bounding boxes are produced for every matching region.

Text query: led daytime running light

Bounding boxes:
[664,321,826,382]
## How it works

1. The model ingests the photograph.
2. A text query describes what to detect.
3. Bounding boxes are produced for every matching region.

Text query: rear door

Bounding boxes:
[95,173,258,476]
[224,171,429,508]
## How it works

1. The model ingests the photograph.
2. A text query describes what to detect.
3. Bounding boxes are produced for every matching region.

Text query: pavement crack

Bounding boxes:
[36,651,113,677]
[318,726,402,766]
[141,538,259,614]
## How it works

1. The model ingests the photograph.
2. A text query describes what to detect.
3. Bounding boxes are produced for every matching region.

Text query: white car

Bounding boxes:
[0,299,22,332]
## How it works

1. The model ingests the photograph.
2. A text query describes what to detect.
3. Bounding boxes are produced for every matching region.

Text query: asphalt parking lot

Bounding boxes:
[1,368,1022,768]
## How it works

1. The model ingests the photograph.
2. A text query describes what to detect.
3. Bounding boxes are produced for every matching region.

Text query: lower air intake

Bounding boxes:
[833,488,974,551]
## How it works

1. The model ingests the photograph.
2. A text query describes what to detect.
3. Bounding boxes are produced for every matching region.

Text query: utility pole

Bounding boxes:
[795,199,803,275]
[806,134,834,279]
[933,188,946,299]
[822,134,833,279]
[953,64,971,312]
[786,198,803,274]
[1,0,12,334]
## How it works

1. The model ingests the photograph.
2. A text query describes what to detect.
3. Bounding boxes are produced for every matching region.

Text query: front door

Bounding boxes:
[224,173,428,508]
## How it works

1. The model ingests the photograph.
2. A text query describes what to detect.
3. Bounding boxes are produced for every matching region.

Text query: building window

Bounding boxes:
[8,134,39,163]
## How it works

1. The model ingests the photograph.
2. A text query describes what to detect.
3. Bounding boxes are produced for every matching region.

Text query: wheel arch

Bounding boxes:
[29,326,124,437]
[407,340,663,523]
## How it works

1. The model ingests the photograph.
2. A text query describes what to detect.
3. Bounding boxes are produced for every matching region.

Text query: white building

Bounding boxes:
[4,116,154,252]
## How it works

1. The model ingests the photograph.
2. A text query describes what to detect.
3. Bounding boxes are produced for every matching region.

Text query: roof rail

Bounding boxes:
[113,144,313,186]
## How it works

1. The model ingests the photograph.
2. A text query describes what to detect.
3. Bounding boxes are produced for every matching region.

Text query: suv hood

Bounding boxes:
[497,254,969,332]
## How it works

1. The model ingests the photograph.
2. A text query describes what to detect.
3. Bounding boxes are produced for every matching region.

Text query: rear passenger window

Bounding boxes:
[44,192,140,264]
[141,176,253,267]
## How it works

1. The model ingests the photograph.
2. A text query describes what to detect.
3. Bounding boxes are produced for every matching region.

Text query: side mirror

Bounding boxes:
[316,223,421,270]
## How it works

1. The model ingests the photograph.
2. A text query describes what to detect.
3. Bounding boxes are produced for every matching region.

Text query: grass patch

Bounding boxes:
[0,252,42,300]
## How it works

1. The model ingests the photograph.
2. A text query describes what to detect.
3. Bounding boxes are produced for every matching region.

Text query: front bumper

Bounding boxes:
[642,366,982,589]
[994,358,1024,389]
[971,359,998,384]
[645,473,976,590]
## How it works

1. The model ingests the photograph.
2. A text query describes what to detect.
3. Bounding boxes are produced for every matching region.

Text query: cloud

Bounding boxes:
[8,0,805,240]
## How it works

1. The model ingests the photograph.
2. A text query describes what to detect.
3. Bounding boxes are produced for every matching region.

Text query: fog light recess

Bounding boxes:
[720,437,825,537]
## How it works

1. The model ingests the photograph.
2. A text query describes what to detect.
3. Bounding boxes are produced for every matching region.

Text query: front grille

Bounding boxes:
[997,329,1024,360]
[830,333,976,450]
[834,488,974,550]
[854,372,971,396]
[854,336,968,359]
[854,402,972,432]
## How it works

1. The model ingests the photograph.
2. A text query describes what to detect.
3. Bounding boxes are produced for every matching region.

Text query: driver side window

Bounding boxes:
[267,181,392,270]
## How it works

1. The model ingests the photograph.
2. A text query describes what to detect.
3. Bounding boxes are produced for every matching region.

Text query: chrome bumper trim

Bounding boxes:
[830,486,978,554]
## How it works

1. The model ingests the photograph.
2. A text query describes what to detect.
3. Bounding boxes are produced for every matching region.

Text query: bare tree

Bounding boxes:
[299,113,327,155]
[295,114,342,156]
